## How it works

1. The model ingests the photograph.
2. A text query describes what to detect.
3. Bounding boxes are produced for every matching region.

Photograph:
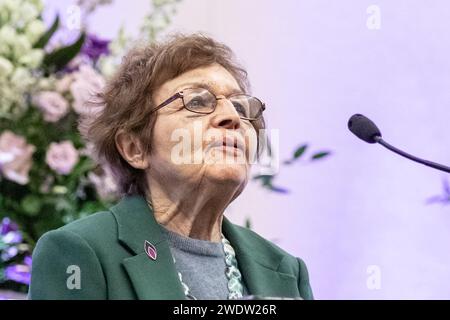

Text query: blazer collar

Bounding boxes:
[110,194,300,299]
[110,194,185,299]
[110,194,162,255]
[222,219,301,298]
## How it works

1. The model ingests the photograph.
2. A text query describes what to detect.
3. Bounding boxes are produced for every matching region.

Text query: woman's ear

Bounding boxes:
[115,130,150,169]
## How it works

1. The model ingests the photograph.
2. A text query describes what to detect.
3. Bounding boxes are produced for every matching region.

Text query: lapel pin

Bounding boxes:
[144,240,157,261]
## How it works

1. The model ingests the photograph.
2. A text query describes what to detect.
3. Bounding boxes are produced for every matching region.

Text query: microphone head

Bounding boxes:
[348,114,382,144]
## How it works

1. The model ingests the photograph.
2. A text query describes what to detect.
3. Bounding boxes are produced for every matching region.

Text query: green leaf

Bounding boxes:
[244,218,252,230]
[43,32,86,72]
[21,195,42,216]
[71,157,96,178]
[284,144,308,165]
[34,15,60,49]
[311,151,331,160]
[294,144,308,159]
[252,174,274,186]
[54,197,73,212]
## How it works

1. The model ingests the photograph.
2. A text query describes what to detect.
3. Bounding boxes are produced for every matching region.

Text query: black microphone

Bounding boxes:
[348,114,450,174]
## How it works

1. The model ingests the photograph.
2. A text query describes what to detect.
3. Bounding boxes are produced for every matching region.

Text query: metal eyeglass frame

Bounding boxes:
[149,87,266,121]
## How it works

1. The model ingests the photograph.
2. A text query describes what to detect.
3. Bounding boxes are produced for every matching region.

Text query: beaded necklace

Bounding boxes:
[175,235,244,300]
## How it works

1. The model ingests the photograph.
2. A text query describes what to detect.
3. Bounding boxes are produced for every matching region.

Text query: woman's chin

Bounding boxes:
[205,163,248,184]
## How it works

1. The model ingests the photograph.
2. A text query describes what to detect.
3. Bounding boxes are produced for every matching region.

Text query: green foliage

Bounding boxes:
[284,143,331,165]
[255,143,332,193]
[294,144,308,159]
[0,0,182,252]
[244,218,252,230]
[42,33,86,73]
[3,143,112,238]
[34,15,60,49]
[311,151,331,160]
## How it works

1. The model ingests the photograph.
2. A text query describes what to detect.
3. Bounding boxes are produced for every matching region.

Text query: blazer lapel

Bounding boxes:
[222,218,301,299]
[233,253,300,298]
[122,245,185,300]
[110,195,300,299]
[110,195,185,300]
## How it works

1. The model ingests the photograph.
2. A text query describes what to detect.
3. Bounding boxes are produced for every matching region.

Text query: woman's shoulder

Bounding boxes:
[63,210,115,232]
[39,210,117,248]
[226,221,311,288]
[225,220,299,263]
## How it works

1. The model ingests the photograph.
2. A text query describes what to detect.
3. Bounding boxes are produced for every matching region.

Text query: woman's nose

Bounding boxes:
[211,99,241,130]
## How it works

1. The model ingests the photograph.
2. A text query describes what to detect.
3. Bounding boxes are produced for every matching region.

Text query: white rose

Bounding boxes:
[1,85,28,116]
[29,0,44,13]
[25,19,46,44]
[55,74,74,93]
[18,48,44,68]
[38,76,56,91]
[0,86,27,117]
[0,0,19,13]
[0,100,13,117]
[0,56,13,78]
[10,67,33,89]
[0,8,9,26]
[13,35,32,60]
[0,85,16,102]
[13,2,39,25]
[0,25,16,45]
[0,25,16,56]
[98,56,116,78]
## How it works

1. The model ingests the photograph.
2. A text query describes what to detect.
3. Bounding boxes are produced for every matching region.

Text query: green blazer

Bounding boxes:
[29,195,313,300]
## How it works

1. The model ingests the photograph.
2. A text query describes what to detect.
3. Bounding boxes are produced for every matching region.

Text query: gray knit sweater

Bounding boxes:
[161,226,248,300]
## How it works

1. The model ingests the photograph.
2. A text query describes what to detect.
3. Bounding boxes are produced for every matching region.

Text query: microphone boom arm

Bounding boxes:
[374,136,450,174]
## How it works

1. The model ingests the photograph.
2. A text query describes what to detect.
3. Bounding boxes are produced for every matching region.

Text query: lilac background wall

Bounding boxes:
[45,0,450,299]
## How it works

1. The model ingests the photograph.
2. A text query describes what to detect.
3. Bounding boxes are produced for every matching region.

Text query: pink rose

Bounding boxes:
[45,141,79,175]
[70,65,105,114]
[87,165,119,201]
[32,91,69,122]
[0,131,36,185]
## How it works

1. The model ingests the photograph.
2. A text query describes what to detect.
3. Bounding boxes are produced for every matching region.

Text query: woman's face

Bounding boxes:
[148,63,256,194]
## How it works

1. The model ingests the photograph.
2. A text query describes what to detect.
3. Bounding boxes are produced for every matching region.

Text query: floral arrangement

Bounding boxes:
[0,217,31,294]
[0,0,335,295]
[0,0,181,293]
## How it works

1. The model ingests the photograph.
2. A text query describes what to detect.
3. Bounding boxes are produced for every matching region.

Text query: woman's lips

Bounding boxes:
[213,137,244,151]
[205,136,246,159]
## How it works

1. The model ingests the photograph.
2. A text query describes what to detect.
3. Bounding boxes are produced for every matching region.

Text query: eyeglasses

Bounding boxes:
[150,87,265,121]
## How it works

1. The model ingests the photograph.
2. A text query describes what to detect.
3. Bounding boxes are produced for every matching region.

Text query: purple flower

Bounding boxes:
[1,246,18,261]
[4,264,31,285]
[1,217,18,235]
[2,231,22,244]
[24,255,32,266]
[81,34,110,61]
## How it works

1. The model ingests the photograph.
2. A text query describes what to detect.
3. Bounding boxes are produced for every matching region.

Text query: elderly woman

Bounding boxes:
[28,34,313,300]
